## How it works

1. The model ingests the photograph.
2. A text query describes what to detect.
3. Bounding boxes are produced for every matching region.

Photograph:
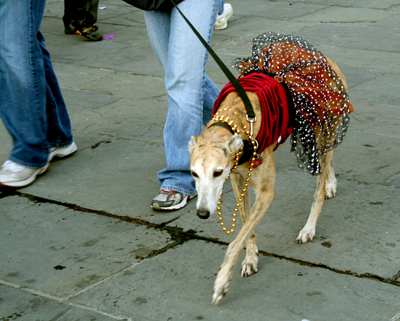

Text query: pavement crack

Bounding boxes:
[8,191,400,289]
[393,270,400,282]
[258,250,400,287]
[11,191,161,229]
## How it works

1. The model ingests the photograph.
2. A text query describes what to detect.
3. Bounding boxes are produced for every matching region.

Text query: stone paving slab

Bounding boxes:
[166,170,400,279]
[295,7,398,23]
[18,137,182,225]
[286,0,399,9]
[1,0,400,320]
[0,285,123,321]
[317,46,400,73]
[70,241,400,321]
[69,99,166,145]
[0,196,173,298]
[301,24,400,53]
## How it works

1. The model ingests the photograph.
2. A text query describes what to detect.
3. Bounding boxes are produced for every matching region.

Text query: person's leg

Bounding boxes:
[84,0,100,27]
[39,32,74,149]
[63,0,78,30]
[0,0,49,168]
[218,0,224,14]
[144,10,171,69]
[64,0,102,40]
[146,0,221,198]
[203,75,220,125]
[0,0,74,168]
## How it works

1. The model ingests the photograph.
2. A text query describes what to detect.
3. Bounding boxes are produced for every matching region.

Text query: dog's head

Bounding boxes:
[188,134,243,220]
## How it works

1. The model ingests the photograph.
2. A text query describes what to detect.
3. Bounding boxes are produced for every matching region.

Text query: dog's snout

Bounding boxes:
[197,210,210,219]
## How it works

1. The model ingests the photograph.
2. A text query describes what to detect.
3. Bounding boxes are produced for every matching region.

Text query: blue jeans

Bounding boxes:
[219,1,224,14]
[0,0,73,169]
[144,0,221,196]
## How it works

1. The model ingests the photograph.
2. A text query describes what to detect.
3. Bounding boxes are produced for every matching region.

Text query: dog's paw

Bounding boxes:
[241,261,258,277]
[241,251,259,277]
[212,271,232,305]
[296,226,315,243]
[325,183,337,199]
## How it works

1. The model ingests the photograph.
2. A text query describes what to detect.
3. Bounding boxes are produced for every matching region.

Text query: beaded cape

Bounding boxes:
[219,32,354,175]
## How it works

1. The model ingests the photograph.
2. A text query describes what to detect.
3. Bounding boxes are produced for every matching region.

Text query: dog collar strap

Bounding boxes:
[208,122,259,166]
[207,122,235,135]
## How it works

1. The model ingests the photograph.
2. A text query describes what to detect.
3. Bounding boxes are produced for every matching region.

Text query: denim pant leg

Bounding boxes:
[144,0,221,196]
[40,32,74,148]
[218,0,224,15]
[0,0,73,168]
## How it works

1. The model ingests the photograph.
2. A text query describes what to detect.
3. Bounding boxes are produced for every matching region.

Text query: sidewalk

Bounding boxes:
[0,0,399,320]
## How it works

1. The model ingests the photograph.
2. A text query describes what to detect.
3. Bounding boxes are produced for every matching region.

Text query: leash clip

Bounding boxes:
[246,114,257,137]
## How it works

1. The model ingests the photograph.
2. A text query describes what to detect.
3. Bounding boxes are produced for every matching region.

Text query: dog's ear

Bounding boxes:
[227,135,243,154]
[188,136,198,153]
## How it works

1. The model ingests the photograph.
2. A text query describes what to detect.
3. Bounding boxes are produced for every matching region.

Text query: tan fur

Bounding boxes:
[188,58,346,304]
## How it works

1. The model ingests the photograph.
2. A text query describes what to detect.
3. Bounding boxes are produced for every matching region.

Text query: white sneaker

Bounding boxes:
[0,160,50,188]
[214,3,233,30]
[0,142,77,188]
[49,142,77,162]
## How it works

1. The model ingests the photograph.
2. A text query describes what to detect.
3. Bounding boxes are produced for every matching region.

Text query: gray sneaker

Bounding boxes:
[151,189,196,211]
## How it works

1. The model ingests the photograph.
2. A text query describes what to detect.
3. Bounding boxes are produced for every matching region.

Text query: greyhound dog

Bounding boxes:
[188,34,353,304]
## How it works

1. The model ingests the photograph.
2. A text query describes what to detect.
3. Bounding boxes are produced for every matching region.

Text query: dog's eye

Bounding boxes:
[213,170,223,178]
[191,171,199,178]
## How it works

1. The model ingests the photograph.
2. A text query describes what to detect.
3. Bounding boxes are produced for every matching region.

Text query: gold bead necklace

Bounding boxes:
[210,113,259,235]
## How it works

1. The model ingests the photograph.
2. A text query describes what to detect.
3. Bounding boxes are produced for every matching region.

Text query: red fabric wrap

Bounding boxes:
[212,73,293,153]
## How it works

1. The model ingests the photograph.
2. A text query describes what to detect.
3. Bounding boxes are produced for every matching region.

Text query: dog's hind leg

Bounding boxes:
[296,149,333,243]
[325,156,337,199]
[231,173,258,277]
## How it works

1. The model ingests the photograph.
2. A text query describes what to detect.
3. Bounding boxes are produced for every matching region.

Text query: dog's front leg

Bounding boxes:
[231,173,259,277]
[297,150,333,243]
[212,185,275,304]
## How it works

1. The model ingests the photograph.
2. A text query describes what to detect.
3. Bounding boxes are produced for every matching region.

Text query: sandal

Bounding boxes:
[64,25,102,41]
[80,26,103,41]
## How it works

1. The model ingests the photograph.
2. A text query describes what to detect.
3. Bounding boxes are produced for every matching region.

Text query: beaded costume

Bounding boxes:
[230,32,354,174]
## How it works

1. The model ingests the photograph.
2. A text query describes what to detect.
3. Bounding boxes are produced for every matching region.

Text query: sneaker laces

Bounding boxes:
[161,189,177,198]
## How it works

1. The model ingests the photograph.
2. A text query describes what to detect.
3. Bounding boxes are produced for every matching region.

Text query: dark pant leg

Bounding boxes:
[84,0,99,27]
[63,0,99,29]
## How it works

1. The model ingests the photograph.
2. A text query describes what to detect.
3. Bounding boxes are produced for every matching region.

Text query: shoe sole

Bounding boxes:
[0,163,50,188]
